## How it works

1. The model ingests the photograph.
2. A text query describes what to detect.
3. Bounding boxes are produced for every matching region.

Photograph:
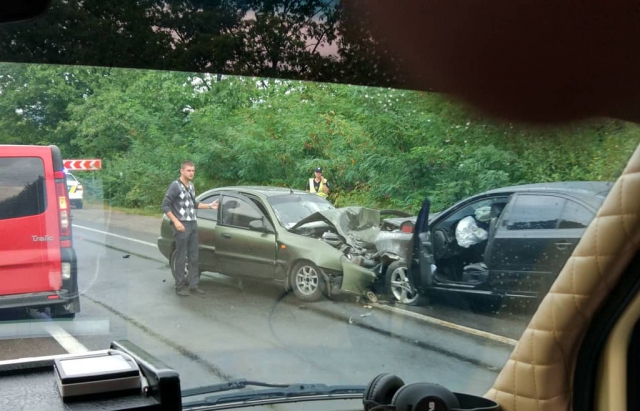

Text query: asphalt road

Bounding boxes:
[0,204,539,398]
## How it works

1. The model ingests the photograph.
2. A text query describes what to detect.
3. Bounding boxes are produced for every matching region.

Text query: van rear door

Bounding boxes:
[0,146,62,295]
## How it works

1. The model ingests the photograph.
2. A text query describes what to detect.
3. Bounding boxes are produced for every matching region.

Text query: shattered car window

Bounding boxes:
[442,199,499,225]
[269,194,335,228]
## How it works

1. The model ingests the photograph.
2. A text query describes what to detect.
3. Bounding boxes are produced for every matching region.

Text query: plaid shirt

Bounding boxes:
[161,179,199,222]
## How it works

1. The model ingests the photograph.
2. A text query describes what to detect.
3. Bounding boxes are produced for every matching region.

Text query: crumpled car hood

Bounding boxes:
[289,206,416,297]
[290,206,381,250]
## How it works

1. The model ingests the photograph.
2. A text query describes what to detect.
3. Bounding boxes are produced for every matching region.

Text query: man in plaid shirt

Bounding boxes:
[162,160,218,296]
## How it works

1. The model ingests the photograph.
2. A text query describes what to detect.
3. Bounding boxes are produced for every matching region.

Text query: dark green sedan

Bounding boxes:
[157,186,378,301]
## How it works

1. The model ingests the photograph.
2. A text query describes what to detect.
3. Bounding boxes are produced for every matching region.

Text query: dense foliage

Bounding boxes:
[1,64,638,213]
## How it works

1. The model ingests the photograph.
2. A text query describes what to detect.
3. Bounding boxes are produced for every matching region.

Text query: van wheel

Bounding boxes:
[75,200,83,209]
[50,305,76,319]
[384,261,427,306]
[53,313,76,319]
[291,261,325,302]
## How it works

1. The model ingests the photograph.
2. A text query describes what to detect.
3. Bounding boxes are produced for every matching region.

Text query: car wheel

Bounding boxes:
[384,261,426,306]
[76,200,83,209]
[170,247,187,276]
[291,261,325,302]
[170,248,178,276]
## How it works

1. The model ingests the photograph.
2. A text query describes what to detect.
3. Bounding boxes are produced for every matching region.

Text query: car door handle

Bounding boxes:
[555,242,572,250]
[221,233,232,239]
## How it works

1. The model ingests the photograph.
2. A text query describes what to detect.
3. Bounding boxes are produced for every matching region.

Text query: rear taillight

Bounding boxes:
[54,171,72,247]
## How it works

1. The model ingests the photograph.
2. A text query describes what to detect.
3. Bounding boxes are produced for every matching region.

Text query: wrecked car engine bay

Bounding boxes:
[290,207,416,299]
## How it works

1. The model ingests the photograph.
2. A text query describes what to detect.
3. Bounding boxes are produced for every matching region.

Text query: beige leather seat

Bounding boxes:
[485,145,640,411]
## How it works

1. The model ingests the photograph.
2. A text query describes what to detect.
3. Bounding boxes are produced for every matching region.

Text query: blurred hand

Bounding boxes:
[346,0,640,123]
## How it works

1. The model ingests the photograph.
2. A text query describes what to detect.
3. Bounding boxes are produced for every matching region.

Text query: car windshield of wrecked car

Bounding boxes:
[268,194,335,228]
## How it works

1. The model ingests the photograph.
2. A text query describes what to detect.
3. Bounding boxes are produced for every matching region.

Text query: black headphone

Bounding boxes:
[362,373,500,411]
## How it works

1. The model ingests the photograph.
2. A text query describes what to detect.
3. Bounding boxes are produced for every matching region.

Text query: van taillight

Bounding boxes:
[54,171,72,247]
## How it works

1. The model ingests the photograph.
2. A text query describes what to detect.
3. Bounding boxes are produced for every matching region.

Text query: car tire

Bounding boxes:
[170,248,178,277]
[170,247,202,282]
[384,261,427,306]
[290,261,325,302]
[76,200,83,209]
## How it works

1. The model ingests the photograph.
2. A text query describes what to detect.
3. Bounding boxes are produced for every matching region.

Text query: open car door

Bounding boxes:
[408,197,435,293]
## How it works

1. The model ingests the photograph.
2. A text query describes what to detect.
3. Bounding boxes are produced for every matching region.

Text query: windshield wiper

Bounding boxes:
[182,379,290,397]
[182,379,365,410]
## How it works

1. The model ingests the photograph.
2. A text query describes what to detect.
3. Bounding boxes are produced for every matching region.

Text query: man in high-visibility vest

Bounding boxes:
[305,167,330,197]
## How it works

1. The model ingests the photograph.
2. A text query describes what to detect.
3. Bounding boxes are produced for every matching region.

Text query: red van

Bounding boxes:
[0,145,80,318]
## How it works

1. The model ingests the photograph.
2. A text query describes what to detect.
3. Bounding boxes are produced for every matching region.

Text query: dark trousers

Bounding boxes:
[173,221,199,289]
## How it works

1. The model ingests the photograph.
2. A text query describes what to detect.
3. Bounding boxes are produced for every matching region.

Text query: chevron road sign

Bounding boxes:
[63,159,102,170]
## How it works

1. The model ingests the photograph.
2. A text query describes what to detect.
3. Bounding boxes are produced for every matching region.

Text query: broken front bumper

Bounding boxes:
[322,256,376,297]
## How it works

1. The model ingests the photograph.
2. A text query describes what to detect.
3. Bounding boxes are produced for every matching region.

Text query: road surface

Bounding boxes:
[0,204,539,398]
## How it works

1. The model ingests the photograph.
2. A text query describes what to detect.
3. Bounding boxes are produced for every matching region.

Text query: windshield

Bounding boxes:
[0,1,639,410]
[268,194,335,228]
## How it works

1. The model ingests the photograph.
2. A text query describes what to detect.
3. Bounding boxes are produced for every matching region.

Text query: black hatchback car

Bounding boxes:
[403,181,613,309]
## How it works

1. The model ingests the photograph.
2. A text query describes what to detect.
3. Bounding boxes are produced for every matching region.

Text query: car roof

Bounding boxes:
[480,181,614,207]
[205,186,310,198]
[484,181,613,196]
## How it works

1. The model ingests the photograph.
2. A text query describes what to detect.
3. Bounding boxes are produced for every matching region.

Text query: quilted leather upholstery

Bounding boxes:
[485,144,640,411]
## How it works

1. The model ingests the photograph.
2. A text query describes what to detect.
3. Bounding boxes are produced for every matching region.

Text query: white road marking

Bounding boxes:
[74,223,518,346]
[43,323,90,354]
[372,303,519,346]
[0,320,110,340]
[73,224,156,248]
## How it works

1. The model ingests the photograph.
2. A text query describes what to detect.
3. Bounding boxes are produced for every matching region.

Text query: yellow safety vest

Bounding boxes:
[309,178,328,197]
